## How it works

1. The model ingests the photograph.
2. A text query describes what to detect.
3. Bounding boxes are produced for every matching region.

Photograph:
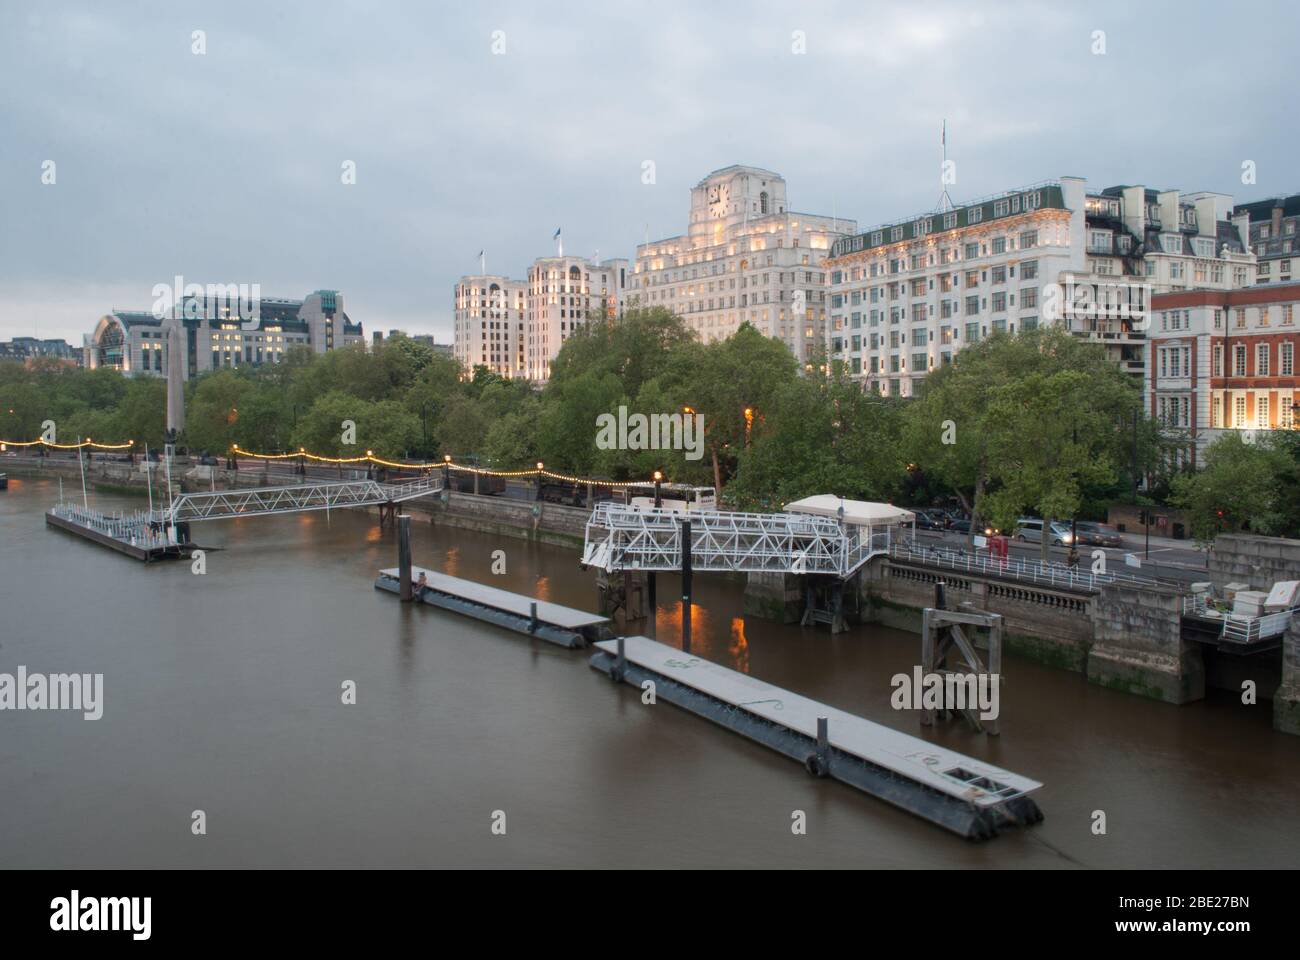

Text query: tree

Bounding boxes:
[184,369,253,456]
[904,327,1140,556]
[290,391,419,460]
[1170,433,1291,542]
[726,367,904,510]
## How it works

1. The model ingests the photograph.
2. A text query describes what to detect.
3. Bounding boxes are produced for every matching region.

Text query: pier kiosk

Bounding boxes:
[783,496,915,632]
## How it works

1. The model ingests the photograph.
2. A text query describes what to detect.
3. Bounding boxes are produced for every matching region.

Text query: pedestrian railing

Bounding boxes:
[890,541,1171,592]
[49,503,171,548]
[1183,593,1295,644]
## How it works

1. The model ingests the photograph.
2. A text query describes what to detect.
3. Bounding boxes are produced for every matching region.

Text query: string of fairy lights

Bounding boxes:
[0,436,669,488]
[0,438,134,450]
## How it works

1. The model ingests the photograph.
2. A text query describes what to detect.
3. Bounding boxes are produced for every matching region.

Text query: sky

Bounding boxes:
[2,0,1297,344]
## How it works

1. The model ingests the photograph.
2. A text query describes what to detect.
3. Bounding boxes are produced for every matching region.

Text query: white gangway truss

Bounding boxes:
[581,500,895,579]
[163,475,443,523]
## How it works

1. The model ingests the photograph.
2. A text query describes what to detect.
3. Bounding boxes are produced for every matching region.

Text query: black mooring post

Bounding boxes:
[614,634,626,682]
[529,601,538,634]
[935,580,946,611]
[815,716,829,776]
[681,518,692,652]
[398,514,413,601]
[647,571,656,607]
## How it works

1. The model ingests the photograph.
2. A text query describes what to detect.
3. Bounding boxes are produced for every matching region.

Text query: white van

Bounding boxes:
[1012,517,1074,546]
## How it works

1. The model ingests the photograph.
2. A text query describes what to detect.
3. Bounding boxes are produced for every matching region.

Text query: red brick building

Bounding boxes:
[1148,283,1300,466]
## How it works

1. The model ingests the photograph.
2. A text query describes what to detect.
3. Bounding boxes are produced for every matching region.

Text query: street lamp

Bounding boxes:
[653,469,663,508]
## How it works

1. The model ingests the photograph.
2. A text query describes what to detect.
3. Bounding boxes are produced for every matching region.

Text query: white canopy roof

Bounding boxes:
[783,495,915,526]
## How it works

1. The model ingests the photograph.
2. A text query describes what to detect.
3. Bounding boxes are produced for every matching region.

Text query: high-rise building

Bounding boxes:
[454,256,627,382]
[525,256,626,381]
[622,165,854,364]
[825,178,1253,395]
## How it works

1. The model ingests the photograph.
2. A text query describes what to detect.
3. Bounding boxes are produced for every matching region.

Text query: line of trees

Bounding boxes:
[4,307,1299,542]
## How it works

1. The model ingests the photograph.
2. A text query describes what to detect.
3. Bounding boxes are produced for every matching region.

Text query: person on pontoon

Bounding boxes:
[414,571,428,598]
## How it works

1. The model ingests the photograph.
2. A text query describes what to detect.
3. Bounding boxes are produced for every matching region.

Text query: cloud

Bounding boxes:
[0,0,1295,344]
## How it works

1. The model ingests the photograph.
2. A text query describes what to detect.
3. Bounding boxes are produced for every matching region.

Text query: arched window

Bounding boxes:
[759,192,769,215]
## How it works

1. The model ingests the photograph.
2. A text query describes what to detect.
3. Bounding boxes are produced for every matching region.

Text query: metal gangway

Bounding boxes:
[161,475,442,523]
[580,501,893,579]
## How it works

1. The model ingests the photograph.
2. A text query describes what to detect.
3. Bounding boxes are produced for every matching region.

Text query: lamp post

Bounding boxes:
[535,461,544,501]
[653,469,663,509]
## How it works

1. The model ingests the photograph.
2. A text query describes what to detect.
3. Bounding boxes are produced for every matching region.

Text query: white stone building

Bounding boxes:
[454,256,628,382]
[825,178,1253,395]
[453,275,527,376]
[622,165,854,365]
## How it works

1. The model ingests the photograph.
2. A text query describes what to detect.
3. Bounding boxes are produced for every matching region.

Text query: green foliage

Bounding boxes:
[1170,433,1292,541]
[903,328,1142,550]
[9,317,1292,547]
[726,367,905,510]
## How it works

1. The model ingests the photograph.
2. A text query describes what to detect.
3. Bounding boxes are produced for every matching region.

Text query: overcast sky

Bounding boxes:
[2,0,1297,344]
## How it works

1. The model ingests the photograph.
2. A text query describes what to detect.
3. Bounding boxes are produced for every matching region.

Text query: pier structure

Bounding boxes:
[590,634,1043,840]
[45,475,443,560]
[45,503,194,561]
[581,496,911,633]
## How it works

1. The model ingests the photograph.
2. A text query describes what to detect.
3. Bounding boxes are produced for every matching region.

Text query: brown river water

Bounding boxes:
[1,475,1297,868]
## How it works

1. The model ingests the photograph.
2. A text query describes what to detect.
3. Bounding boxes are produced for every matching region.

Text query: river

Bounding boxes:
[1,475,1296,868]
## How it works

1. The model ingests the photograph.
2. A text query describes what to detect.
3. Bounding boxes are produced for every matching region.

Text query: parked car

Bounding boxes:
[1074,521,1122,548]
[1012,517,1074,546]
[914,509,946,531]
[949,518,972,535]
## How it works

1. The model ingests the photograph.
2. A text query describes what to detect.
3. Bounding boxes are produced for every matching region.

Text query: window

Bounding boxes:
[1234,344,1247,376]
[991,266,1007,284]
[1163,234,1184,254]
[969,208,983,224]
[943,212,957,230]
[964,242,979,260]
[993,199,1009,217]
[992,237,1007,255]
[965,295,979,316]
[992,292,1007,312]
[1258,343,1270,376]
[1021,260,1038,280]
[1021,287,1038,308]
[1257,395,1270,429]
[1213,343,1223,376]
[965,321,980,343]
[1283,342,1294,376]
[1020,230,1038,249]
[1212,396,1221,428]
[1234,395,1247,427]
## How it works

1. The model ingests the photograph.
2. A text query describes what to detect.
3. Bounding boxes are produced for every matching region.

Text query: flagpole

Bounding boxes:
[77,436,88,510]
[480,251,486,275]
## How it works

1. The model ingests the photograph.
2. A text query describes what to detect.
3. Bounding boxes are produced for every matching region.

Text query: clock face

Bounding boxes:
[708,185,721,205]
